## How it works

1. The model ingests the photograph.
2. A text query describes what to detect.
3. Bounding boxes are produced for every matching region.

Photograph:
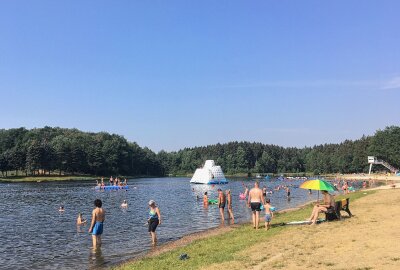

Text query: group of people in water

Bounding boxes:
[58,176,161,250]
[96,176,128,188]
[59,176,366,251]
[202,181,275,230]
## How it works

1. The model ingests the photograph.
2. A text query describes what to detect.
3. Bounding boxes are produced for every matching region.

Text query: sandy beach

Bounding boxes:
[118,187,400,270]
[334,173,400,182]
[204,188,400,270]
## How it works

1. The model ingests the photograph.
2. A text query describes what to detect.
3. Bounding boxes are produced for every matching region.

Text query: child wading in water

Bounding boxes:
[264,199,274,230]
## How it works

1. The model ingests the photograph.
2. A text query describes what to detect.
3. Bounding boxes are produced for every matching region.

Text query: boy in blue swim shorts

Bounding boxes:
[89,199,105,249]
[264,199,274,230]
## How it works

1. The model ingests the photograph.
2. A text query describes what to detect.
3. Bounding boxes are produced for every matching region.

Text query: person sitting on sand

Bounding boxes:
[308,190,335,225]
[264,199,274,230]
[121,200,128,208]
[77,213,86,225]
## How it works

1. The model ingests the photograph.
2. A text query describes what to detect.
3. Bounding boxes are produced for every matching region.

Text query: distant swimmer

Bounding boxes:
[109,176,113,186]
[59,205,65,212]
[121,200,128,208]
[244,186,249,197]
[88,199,105,250]
[77,213,87,225]
[203,192,209,207]
[286,187,291,198]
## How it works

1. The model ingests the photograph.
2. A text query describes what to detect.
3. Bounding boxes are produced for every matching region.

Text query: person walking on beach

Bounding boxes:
[88,199,105,250]
[148,200,161,245]
[218,189,226,221]
[226,190,234,223]
[248,182,264,229]
[264,199,274,230]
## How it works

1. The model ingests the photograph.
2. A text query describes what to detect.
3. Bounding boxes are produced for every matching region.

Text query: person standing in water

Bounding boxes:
[286,186,291,199]
[76,213,86,225]
[248,182,264,229]
[88,199,105,250]
[226,190,234,223]
[148,200,161,245]
[218,188,226,221]
[203,192,209,207]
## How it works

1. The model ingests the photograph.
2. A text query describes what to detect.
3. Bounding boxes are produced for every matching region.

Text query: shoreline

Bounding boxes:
[1,173,398,183]
[0,175,163,183]
[114,198,324,269]
[115,186,398,270]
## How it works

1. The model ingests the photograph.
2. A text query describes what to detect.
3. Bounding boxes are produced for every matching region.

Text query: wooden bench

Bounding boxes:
[325,198,352,221]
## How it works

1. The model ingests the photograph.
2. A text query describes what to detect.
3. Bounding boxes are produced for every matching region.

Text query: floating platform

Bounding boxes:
[95,186,129,191]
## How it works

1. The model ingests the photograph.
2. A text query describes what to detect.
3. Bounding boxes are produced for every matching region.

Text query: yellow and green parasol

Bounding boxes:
[299,179,337,201]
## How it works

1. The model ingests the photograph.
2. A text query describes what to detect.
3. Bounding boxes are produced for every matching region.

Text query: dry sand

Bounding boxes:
[203,188,400,270]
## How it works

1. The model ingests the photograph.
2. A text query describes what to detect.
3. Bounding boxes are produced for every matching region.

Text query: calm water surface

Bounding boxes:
[0,177,361,269]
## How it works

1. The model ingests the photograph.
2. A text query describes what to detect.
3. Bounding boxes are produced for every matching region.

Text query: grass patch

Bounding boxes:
[116,191,374,270]
[0,175,97,182]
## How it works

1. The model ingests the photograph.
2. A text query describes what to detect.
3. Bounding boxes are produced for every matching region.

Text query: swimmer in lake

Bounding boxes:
[59,205,65,212]
[77,213,86,225]
[121,200,128,208]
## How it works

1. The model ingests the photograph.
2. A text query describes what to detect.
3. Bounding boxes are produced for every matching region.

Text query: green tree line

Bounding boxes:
[0,127,163,177]
[0,126,399,177]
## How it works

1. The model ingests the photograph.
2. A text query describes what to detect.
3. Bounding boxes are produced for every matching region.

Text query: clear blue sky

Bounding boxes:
[1,1,399,152]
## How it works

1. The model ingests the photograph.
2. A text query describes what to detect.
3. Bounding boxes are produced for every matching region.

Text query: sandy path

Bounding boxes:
[203,189,400,270]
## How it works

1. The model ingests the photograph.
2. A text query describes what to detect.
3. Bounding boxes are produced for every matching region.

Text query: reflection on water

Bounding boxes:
[88,248,105,270]
[0,177,363,269]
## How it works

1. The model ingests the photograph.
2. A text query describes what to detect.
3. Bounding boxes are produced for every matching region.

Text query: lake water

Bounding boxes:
[0,177,360,269]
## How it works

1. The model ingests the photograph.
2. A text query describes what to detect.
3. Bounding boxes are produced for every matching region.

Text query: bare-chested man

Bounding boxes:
[218,188,226,221]
[88,199,105,249]
[248,182,264,229]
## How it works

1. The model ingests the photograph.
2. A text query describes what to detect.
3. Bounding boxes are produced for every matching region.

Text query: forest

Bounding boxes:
[0,126,399,177]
